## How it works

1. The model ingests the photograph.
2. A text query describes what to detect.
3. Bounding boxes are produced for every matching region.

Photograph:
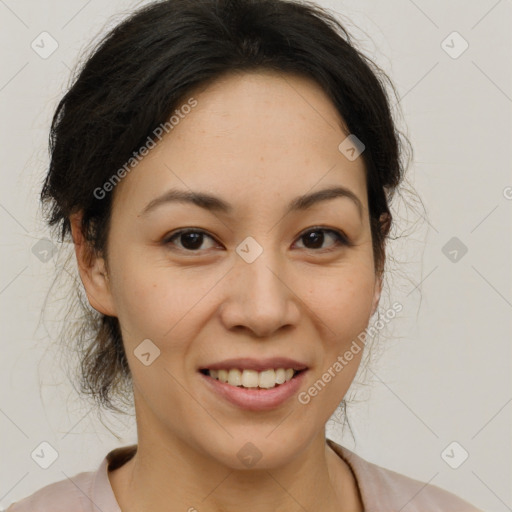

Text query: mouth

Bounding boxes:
[198,367,307,390]
[198,365,309,411]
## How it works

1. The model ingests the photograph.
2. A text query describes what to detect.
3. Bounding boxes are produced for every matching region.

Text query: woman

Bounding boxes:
[7,0,482,510]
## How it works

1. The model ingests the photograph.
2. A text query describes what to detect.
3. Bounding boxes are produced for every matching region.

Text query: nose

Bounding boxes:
[218,249,301,338]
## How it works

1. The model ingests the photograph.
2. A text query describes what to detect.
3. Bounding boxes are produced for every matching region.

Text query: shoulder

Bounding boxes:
[4,468,97,512]
[327,439,483,512]
[4,445,136,512]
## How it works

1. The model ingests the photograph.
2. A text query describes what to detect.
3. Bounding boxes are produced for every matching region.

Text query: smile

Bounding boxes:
[200,368,304,389]
[199,368,308,411]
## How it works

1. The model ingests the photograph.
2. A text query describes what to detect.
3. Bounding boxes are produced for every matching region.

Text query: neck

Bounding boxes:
[109,430,362,512]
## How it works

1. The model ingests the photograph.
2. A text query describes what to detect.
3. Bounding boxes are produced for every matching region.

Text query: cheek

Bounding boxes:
[112,274,186,340]
[307,265,375,334]
[111,249,376,334]
[298,270,373,422]
[305,263,375,382]
[109,251,219,345]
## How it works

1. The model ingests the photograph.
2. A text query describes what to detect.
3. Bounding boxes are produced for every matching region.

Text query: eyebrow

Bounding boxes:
[140,185,363,219]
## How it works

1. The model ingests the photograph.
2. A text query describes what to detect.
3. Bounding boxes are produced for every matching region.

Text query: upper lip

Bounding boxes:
[199,357,309,372]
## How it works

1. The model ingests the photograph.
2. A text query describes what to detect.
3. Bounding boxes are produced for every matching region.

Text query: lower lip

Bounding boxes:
[199,370,308,411]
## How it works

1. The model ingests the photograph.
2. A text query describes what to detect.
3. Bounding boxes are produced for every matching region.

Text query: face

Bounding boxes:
[75,70,382,469]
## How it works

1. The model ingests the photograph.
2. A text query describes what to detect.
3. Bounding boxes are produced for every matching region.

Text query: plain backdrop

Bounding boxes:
[1,0,511,510]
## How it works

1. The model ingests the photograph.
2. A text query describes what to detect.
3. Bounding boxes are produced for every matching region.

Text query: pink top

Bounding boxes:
[5,438,482,511]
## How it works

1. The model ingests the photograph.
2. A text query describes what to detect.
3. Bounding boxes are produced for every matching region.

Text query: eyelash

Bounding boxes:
[162,226,351,254]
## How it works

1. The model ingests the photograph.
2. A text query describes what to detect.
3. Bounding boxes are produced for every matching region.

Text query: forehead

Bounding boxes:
[177,69,352,157]
[112,70,368,218]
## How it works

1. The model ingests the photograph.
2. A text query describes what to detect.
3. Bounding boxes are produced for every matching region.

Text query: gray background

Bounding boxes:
[1,0,511,510]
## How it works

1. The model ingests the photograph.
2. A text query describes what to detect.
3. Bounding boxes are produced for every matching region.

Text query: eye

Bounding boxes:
[163,229,218,252]
[163,227,350,254]
[294,227,350,252]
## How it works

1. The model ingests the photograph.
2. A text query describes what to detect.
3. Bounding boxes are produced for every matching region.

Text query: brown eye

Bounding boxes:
[295,227,349,251]
[164,229,217,252]
[163,226,350,255]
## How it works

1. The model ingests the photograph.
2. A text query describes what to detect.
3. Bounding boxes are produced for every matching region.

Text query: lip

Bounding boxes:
[199,369,308,411]
[198,357,309,372]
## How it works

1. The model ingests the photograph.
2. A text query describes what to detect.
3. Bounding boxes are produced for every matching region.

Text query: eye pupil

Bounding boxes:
[303,230,324,249]
[181,232,203,250]
[167,227,345,254]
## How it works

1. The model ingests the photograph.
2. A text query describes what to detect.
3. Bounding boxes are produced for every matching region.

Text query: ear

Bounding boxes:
[370,212,389,317]
[70,213,116,316]
[370,273,383,317]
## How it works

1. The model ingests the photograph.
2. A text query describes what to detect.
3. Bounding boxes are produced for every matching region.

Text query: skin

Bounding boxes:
[71,69,384,512]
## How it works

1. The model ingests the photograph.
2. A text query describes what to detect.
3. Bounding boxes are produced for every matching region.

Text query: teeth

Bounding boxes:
[208,368,298,388]
[242,369,259,388]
